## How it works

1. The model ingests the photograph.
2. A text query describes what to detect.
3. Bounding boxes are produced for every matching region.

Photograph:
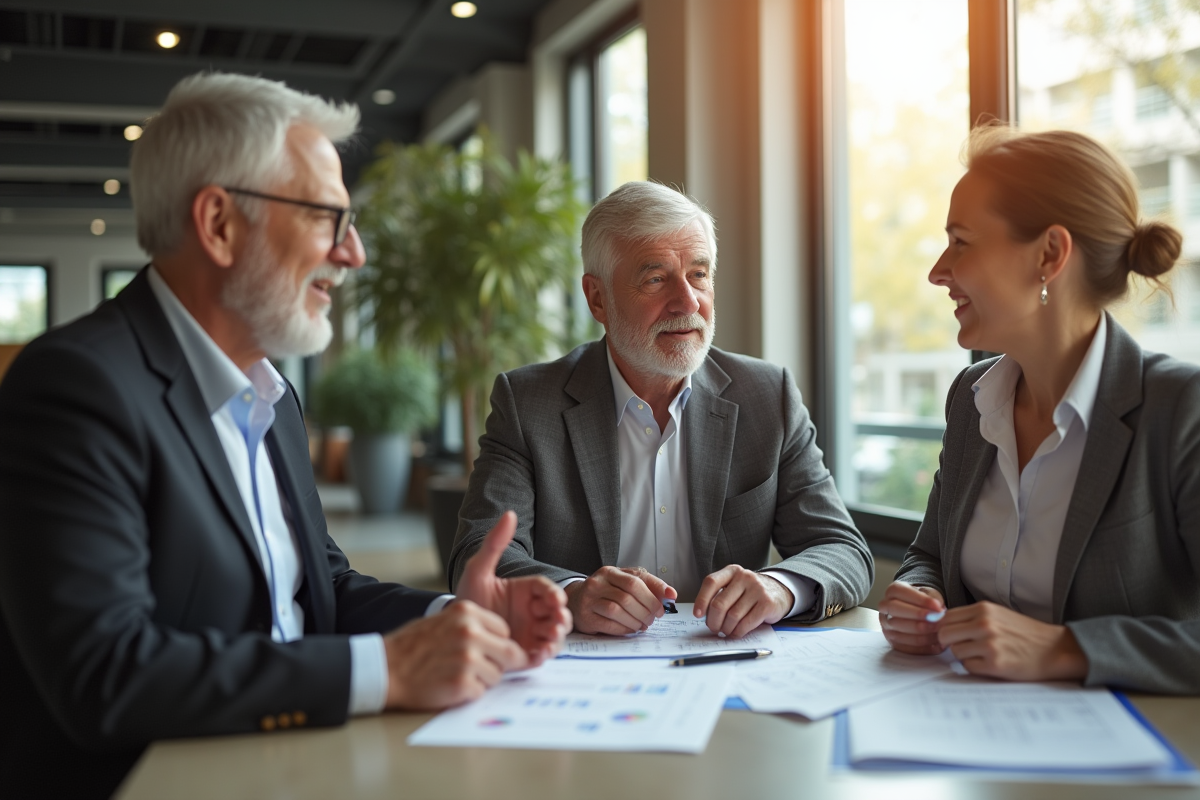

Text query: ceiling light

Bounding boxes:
[372,89,396,106]
[450,2,477,19]
[124,124,143,141]
[90,219,106,236]
[103,179,120,196]
[156,31,180,49]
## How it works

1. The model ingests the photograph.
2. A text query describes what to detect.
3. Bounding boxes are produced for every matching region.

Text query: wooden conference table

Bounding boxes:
[116,607,1200,800]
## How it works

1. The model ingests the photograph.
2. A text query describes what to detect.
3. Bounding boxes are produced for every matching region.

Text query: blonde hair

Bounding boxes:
[964,124,1182,305]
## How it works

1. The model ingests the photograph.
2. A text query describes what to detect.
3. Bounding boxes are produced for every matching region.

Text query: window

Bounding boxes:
[829,0,971,519]
[102,267,139,301]
[1017,0,1200,367]
[0,265,50,343]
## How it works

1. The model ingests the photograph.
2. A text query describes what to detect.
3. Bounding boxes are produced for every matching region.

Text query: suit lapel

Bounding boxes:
[265,419,336,635]
[117,269,264,573]
[1051,314,1140,623]
[685,358,737,575]
[562,341,622,565]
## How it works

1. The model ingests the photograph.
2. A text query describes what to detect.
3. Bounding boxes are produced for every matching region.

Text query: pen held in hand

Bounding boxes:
[669,649,772,667]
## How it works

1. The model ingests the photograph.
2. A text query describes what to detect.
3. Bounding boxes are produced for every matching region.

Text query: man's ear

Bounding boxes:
[1039,224,1073,286]
[582,273,608,326]
[191,186,244,269]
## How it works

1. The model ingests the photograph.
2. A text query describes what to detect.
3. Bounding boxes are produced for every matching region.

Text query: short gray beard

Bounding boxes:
[603,288,714,380]
[221,230,344,358]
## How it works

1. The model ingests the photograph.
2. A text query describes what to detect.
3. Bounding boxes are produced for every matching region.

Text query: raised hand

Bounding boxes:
[693,566,793,638]
[457,511,572,665]
[564,566,677,635]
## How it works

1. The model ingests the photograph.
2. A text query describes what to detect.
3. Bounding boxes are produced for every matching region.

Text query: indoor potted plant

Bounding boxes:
[352,131,586,567]
[311,347,437,515]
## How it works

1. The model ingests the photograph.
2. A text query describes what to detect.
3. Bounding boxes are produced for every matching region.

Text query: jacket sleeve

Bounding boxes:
[893,365,981,597]
[448,371,586,589]
[766,367,875,621]
[1066,369,1200,694]
[0,341,352,751]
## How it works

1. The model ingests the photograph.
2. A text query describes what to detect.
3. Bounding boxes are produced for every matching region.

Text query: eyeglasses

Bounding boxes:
[224,187,356,246]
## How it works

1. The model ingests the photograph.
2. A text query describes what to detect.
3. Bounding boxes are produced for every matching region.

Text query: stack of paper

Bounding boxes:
[732,628,955,719]
[408,659,733,753]
[561,605,780,658]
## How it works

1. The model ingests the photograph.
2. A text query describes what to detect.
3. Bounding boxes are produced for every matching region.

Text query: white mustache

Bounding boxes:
[651,314,708,334]
[309,265,347,287]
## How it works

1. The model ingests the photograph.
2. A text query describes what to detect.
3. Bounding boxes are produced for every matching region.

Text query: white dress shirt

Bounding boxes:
[148,267,450,715]
[559,347,814,613]
[960,314,1107,623]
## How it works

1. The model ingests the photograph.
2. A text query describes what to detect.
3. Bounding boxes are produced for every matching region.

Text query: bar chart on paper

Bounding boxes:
[408,659,734,753]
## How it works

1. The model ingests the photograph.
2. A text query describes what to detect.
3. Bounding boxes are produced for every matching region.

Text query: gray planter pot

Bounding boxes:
[346,432,412,515]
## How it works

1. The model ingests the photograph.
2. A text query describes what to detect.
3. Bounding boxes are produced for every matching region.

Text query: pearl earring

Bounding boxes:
[1040,275,1048,306]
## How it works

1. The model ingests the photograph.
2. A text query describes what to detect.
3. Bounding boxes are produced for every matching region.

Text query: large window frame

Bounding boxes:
[0,262,52,344]
[810,0,1015,558]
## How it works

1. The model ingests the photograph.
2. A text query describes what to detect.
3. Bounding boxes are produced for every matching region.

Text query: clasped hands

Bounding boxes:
[878,581,1088,681]
[382,511,572,710]
[564,563,794,639]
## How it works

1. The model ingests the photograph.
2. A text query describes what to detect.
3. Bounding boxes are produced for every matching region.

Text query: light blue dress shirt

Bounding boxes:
[147,267,451,715]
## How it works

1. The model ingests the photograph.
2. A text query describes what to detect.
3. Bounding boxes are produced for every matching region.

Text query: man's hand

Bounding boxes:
[565,566,677,635]
[382,600,526,710]
[693,566,793,638]
[457,511,572,666]
[938,601,1089,681]
[879,581,947,655]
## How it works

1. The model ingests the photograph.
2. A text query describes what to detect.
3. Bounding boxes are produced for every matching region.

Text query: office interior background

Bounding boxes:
[0,0,1193,600]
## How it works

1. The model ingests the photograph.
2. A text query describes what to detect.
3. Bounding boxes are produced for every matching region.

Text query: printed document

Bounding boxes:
[732,628,955,719]
[562,603,780,658]
[408,659,734,753]
[848,676,1175,770]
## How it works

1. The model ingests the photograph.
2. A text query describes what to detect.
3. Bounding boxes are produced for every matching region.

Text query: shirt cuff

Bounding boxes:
[760,569,817,618]
[347,633,388,716]
[425,594,455,616]
[557,577,586,589]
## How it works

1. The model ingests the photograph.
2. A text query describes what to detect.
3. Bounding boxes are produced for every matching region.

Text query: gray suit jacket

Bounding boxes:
[449,340,873,621]
[897,314,1200,694]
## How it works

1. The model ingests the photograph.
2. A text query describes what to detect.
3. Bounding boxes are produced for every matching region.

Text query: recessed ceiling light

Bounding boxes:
[124,124,143,141]
[90,219,106,236]
[450,2,477,19]
[156,31,180,49]
[372,89,396,106]
[103,179,120,195]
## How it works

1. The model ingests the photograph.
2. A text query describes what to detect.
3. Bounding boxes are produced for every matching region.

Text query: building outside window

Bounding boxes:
[830,0,971,517]
[0,265,49,343]
[1017,0,1200,367]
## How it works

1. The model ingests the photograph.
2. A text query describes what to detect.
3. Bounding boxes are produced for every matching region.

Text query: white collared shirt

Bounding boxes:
[960,314,1107,623]
[147,267,444,715]
[564,346,813,614]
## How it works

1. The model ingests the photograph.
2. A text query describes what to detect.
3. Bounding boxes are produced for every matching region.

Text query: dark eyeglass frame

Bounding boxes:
[224,187,356,246]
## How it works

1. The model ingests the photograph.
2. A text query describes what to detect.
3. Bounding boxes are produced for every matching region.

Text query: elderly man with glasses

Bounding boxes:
[0,72,569,800]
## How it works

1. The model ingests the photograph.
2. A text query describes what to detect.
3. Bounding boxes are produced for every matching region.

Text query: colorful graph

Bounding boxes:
[478,717,512,728]
[612,711,649,723]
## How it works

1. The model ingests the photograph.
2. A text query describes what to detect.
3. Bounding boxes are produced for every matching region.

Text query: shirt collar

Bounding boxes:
[972,313,1107,433]
[146,266,286,415]
[605,343,692,426]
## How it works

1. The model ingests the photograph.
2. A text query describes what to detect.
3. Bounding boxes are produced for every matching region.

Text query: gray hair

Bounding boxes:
[581,181,717,283]
[130,72,360,257]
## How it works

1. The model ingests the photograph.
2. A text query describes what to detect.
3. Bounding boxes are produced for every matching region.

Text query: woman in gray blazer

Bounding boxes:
[879,124,1200,694]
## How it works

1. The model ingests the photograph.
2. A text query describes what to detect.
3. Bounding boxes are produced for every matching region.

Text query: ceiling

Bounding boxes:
[0,0,551,220]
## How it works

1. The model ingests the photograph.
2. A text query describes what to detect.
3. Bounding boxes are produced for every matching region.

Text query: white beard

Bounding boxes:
[221,230,344,358]
[603,288,714,380]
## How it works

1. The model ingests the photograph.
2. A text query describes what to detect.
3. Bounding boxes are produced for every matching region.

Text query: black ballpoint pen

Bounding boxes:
[669,649,772,667]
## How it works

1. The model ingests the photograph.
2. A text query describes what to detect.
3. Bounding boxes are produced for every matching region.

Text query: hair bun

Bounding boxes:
[1127,220,1182,279]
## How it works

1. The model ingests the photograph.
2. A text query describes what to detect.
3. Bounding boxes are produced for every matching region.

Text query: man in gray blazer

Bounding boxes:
[450,181,873,637]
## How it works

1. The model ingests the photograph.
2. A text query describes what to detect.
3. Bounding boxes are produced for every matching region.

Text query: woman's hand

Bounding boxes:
[879,581,947,655]
[938,601,1088,681]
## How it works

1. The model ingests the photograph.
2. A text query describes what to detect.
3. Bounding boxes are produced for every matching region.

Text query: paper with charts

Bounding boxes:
[848,676,1175,771]
[562,603,780,658]
[407,659,734,753]
[732,628,956,719]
